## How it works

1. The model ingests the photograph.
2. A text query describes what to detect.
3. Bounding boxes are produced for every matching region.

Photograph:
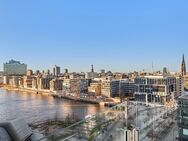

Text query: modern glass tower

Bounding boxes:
[3,59,27,76]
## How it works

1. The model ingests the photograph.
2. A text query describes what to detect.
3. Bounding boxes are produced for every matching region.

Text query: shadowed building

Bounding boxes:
[53,65,61,76]
[177,94,188,141]
[181,54,187,76]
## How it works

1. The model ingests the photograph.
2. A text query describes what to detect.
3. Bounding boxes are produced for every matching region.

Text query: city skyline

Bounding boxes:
[0,0,188,72]
[1,54,187,73]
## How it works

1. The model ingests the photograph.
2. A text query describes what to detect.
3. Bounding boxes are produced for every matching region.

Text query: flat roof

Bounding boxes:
[144,75,173,79]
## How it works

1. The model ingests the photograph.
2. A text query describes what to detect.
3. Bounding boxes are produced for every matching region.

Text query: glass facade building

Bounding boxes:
[3,60,27,75]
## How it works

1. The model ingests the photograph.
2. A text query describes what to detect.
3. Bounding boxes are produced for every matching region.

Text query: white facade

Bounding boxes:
[86,72,98,79]
[3,76,10,85]
[101,80,111,97]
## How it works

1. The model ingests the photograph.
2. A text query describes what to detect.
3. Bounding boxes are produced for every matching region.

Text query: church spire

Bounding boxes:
[183,54,185,63]
[181,54,186,76]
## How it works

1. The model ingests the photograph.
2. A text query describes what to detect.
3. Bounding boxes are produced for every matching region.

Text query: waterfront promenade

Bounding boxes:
[1,85,119,106]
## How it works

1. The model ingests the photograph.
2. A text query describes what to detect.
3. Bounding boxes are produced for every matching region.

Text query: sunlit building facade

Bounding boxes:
[135,75,176,104]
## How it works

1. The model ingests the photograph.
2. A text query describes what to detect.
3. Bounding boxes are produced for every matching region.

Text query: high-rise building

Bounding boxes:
[181,54,186,76]
[3,60,27,76]
[135,75,176,104]
[177,94,188,141]
[53,65,61,76]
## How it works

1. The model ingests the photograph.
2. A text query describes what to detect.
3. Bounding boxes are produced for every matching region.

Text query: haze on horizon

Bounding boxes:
[0,0,188,72]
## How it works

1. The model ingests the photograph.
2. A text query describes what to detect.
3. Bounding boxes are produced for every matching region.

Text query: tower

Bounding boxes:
[181,54,186,76]
[53,65,61,76]
[91,64,94,72]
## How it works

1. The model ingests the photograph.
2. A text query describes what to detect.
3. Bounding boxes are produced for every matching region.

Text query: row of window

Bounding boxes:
[136,85,166,93]
[135,78,176,85]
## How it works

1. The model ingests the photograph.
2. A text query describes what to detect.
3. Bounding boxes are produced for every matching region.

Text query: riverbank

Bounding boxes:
[1,85,120,106]
[2,85,51,95]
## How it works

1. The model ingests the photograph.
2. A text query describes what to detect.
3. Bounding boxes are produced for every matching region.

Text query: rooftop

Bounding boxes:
[144,75,173,79]
[4,59,26,65]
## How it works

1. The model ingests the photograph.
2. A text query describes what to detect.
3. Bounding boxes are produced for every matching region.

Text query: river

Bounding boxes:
[0,88,105,124]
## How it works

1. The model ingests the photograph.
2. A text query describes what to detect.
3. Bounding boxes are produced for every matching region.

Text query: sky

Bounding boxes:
[0,0,188,72]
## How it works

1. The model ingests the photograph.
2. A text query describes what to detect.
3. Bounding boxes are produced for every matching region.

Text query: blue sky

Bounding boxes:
[0,0,188,72]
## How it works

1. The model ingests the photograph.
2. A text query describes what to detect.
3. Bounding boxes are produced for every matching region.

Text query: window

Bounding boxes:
[183,129,188,136]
